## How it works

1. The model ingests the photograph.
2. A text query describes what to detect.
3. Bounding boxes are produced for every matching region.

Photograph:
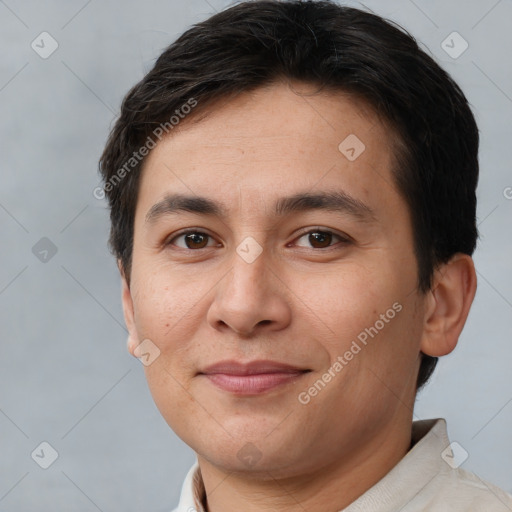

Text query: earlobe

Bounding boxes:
[420,254,477,357]
[126,334,139,356]
[119,261,140,357]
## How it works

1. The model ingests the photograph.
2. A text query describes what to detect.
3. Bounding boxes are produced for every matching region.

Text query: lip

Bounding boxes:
[199,360,311,395]
[200,359,308,375]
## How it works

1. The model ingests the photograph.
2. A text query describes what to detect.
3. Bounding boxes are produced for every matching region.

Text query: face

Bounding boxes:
[122,81,428,478]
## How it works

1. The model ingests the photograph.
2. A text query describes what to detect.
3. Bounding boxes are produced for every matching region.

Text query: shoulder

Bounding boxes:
[431,465,512,511]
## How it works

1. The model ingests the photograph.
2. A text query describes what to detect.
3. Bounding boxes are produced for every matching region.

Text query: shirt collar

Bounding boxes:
[174,418,448,512]
[343,418,450,512]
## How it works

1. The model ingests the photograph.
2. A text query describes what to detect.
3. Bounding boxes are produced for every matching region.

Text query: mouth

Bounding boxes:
[198,359,311,395]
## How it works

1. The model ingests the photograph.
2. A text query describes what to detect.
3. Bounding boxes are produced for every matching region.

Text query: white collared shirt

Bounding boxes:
[171,418,512,511]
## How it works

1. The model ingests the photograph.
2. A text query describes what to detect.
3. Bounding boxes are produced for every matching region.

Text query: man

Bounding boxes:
[98,1,512,510]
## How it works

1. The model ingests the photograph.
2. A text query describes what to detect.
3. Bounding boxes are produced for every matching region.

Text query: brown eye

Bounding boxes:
[184,232,209,249]
[295,229,349,249]
[308,231,333,248]
[168,231,215,249]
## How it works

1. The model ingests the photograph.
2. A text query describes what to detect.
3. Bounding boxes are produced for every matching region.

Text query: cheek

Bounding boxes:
[298,261,419,391]
[292,262,398,342]
[131,266,205,346]
[352,295,423,400]
[143,361,199,441]
[132,270,205,428]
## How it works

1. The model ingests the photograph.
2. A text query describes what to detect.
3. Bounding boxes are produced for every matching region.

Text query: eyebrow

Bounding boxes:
[145,191,377,225]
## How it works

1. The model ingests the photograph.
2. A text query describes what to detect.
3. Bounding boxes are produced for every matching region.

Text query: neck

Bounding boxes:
[197,414,413,512]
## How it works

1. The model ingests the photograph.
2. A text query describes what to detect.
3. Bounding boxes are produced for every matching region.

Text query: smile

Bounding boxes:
[202,371,310,395]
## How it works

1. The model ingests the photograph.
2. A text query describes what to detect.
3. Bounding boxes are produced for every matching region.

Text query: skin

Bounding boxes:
[120,80,477,512]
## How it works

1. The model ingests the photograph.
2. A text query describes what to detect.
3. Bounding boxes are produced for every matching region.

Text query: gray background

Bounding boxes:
[1,0,511,510]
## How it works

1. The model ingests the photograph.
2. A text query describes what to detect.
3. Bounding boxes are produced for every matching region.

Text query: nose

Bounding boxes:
[206,244,292,337]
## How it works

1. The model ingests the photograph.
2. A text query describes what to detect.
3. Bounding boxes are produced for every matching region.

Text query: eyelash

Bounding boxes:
[165,228,351,251]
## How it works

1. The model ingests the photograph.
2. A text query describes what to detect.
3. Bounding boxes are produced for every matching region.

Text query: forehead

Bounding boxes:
[135,81,403,225]
[158,82,386,151]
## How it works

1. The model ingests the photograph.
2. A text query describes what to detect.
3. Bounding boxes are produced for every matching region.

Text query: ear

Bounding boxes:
[119,260,140,357]
[420,253,477,357]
